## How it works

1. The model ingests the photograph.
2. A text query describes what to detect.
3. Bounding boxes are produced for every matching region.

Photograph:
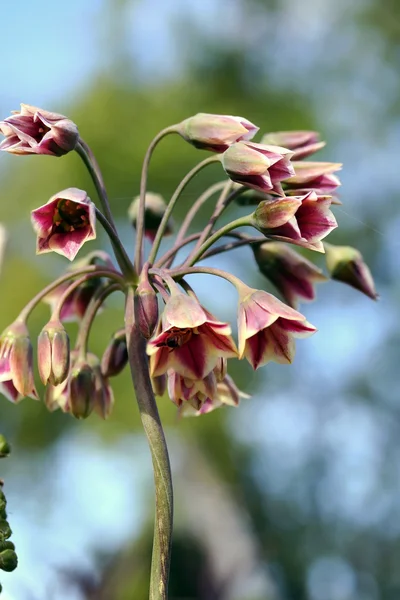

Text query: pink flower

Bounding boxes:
[0,103,79,156]
[252,191,337,252]
[221,141,295,196]
[31,188,96,261]
[177,113,259,152]
[285,162,342,194]
[237,287,316,369]
[179,374,250,417]
[324,243,378,300]
[147,292,237,380]
[0,321,37,402]
[261,131,325,160]
[167,369,217,410]
[253,242,327,308]
[43,278,102,322]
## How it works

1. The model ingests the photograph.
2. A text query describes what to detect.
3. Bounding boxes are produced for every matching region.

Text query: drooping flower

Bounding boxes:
[101,329,128,378]
[43,278,103,322]
[253,242,327,307]
[147,292,237,380]
[221,141,295,195]
[237,286,316,369]
[135,264,159,339]
[179,374,250,417]
[177,113,259,152]
[37,319,70,386]
[261,131,325,160]
[0,321,37,402]
[0,104,79,157]
[285,161,342,194]
[324,242,378,300]
[252,191,337,252]
[129,192,173,241]
[31,188,96,261]
[167,369,217,410]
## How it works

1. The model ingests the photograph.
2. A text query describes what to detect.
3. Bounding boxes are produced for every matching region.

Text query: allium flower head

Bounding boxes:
[0,321,37,402]
[177,113,259,152]
[147,292,237,380]
[237,286,316,369]
[253,191,337,252]
[221,141,295,195]
[0,104,79,157]
[261,131,325,160]
[31,188,96,261]
[253,242,327,308]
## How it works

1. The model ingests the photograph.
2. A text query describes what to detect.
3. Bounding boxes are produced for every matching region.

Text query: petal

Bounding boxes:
[163,294,207,329]
[47,228,93,261]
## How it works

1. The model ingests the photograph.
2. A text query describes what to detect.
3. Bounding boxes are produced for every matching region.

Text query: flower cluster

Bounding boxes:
[0,107,377,420]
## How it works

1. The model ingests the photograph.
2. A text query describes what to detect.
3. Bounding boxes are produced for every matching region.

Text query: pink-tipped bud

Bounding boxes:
[38,320,70,386]
[252,197,302,229]
[0,321,37,400]
[129,192,173,241]
[68,358,96,419]
[261,131,325,160]
[87,353,114,420]
[176,113,259,153]
[324,243,378,300]
[136,267,159,339]
[101,329,128,378]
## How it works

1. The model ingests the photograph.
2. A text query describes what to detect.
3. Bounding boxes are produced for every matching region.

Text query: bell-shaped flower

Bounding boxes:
[147,292,237,380]
[167,369,217,410]
[31,188,96,261]
[252,191,337,252]
[261,131,325,160]
[324,243,378,300]
[101,329,128,378]
[177,113,259,152]
[221,141,295,196]
[0,321,37,402]
[179,374,250,417]
[0,103,79,157]
[285,162,341,194]
[129,192,173,242]
[253,242,327,308]
[237,286,316,369]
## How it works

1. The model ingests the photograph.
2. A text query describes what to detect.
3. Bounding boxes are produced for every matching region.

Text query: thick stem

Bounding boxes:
[147,156,220,265]
[134,127,179,274]
[125,287,173,600]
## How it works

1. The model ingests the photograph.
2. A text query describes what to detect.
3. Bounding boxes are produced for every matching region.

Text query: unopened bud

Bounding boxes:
[0,436,10,459]
[252,197,302,231]
[87,354,114,420]
[324,243,378,300]
[0,321,37,398]
[101,329,128,378]
[136,269,159,339]
[261,130,325,160]
[129,192,173,241]
[68,358,96,419]
[38,320,70,385]
[176,113,259,152]
[0,549,18,572]
[0,521,11,541]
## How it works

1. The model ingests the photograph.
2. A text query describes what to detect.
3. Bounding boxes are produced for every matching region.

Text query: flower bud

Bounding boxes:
[0,521,11,541]
[129,193,173,241]
[101,329,128,378]
[87,354,114,420]
[68,358,96,419]
[261,131,325,160]
[0,490,6,518]
[136,267,159,339]
[324,243,378,300]
[38,320,70,386]
[0,548,18,572]
[176,113,259,152]
[0,321,37,400]
[0,436,10,459]
[252,197,302,230]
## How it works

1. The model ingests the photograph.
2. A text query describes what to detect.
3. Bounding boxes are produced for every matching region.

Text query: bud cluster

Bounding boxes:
[0,435,18,593]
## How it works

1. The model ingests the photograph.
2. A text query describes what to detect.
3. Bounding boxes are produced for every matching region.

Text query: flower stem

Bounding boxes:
[147,156,220,266]
[165,265,245,291]
[95,209,135,281]
[200,236,264,260]
[125,287,173,600]
[155,232,201,268]
[134,127,179,275]
[185,215,253,266]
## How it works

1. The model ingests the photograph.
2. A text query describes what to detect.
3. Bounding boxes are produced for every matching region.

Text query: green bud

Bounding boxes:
[0,521,11,541]
[0,435,10,459]
[0,541,15,552]
[101,329,128,378]
[324,243,378,300]
[68,358,96,419]
[0,549,18,572]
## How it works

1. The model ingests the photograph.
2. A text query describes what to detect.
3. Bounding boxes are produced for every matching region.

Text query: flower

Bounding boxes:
[167,369,217,410]
[43,279,103,322]
[31,188,96,261]
[253,242,327,307]
[221,141,295,195]
[177,113,259,152]
[285,161,342,194]
[261,130,325,160]
[128,192,173,241]
[0,321,37,402]
[324,242,378,300]
[237,287,316,369]
[252,191,337,252]
[179,374,250,417]
[147,292,237,380]
[135,265,159,339]
[37,319,70,386]
[0,103,79,156]
[101,329,128,378]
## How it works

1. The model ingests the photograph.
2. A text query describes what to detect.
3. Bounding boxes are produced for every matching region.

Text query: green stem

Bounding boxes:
[185,215,253,266]
[124,287,173,600]
[134,127,179,274]
[155,232,201,268]
[163,265,245,291]
[76,283,122,356]
[95,209,135,280]
[18,267,124,322]
[147,156,220,265]
[200,236,264,260]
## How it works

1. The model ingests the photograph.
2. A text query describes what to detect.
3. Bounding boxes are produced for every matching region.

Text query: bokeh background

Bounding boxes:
[0,1,399,598]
